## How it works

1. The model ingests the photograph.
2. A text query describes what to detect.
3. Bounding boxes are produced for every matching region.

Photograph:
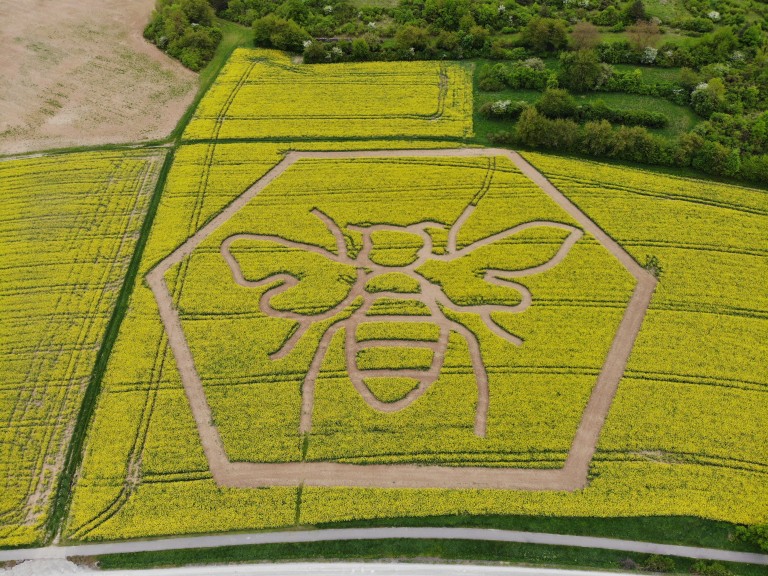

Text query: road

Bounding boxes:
[1,528,766,565]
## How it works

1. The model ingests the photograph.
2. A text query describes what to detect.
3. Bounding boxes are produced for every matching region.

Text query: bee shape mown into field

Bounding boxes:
[221,203,582,438]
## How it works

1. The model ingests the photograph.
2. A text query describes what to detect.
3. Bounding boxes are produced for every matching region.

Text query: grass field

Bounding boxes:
[182,49,474,141]
[0,149,165,547]
[474,89,699,142]
[643,0,692,22]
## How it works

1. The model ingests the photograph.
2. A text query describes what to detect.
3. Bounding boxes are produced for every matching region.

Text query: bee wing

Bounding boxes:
[221,233,361,360]
[220,233,357,317]
[450,221,583,261]
[438,221,584,345]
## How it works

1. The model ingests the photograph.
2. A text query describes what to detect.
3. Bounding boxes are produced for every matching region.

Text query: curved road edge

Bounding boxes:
[1,528,766,565]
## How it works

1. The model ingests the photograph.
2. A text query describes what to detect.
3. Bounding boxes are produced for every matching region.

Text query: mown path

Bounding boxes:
[1,527,767,564]
[147,148,657,490]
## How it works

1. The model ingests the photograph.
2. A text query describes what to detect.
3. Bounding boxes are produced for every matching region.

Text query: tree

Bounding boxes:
[692,141,741,177]
[536,88,577,118]
[143,0,221,71]
[521,17,569,53]
[690,78,726,117]
[625,0,647,24]
[571,21,600,50]
[302,40,327,63]
[582,120,615,155]
[515,107,550,147]
[423,0,471,31]
[351,38,371,60]
[593,6,621,26]
[180,0,214,26]
[253,15,311,52]
[626,20,660,50]
[463,25,490,50]
[395,25,430,51]
[559,49,602,92]
[209,0,229,13]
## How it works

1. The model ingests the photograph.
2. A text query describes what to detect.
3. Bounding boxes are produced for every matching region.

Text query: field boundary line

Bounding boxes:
[2,528,767,565]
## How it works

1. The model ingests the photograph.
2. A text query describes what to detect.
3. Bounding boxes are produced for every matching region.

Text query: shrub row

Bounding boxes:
[481,90,668,129]
[489,107,767,183]
[534,89,668,128]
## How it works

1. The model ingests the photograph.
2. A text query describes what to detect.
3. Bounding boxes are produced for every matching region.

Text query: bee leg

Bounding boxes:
[299,325,340,435]
[445,318,489,438]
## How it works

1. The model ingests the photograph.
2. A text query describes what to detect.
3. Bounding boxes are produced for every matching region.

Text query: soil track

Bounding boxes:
[0,0,196,155]
[146,148,657,490]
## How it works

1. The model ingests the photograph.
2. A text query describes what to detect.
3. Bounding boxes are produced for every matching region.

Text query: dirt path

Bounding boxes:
[147,148,656,491]
[0,0,196,155]
[221,211,582,437]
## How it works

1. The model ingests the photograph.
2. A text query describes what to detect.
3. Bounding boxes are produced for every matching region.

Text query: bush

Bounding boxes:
[487,130,516,145]
[521,17,569,53]
[479,100,528,120]
[504,62,554,90]
[618,557,638,570]
[740,154,768,183]
[395,25,430,51]
[536,88,577,119]
[571,21,600,50]
[691,561,735,576]
[477,64,506,91]
[144,0,221,71]
[641,555,676,573]
[582,100,668,128]
[482,61,554,91]
[690,79,726,118]
[302,40,327,63]
[558,50,602,92]
[172,26,221,70]
[735,524,768,552]
[515,107,552,147]
[253,14,311,52]
[593,6,621,27]
[692,141,741,177]
[582,120,615,155]
[597,41,638,65]
[673,17,715,32]
[351,38,371,60]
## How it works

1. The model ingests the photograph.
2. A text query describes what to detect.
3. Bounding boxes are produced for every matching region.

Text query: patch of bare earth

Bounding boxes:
[0,0,197,155]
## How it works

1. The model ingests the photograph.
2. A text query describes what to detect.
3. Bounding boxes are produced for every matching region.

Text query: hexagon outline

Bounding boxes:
[146,148,656,491]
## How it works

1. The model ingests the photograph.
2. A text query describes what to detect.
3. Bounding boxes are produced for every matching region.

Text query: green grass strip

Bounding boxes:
[45,149,176,544]
[95,539,767,575]
[315,515,759,553]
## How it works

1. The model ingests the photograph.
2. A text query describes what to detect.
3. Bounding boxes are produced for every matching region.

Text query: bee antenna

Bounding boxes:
[311,208,347,258]
[447,203,475,254]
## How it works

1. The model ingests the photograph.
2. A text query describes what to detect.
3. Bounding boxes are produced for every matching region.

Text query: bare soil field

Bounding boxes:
[0,0,197,155]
